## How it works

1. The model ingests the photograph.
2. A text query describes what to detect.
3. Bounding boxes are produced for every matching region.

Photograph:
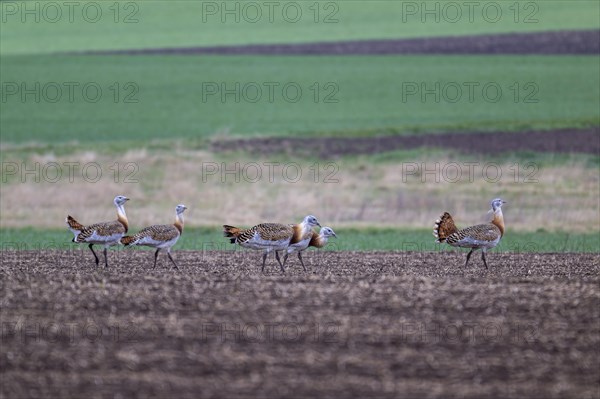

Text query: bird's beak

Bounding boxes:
[502,200,507,204]
[124,197,130,201]
[317,222,321,227]
[333,232,337,238]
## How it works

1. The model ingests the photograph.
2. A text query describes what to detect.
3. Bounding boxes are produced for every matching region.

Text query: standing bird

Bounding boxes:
[433,198,507,269]
[66,195,130,268]
[121,204,187,270]
[280,226,337,271]
[223,215,320,273]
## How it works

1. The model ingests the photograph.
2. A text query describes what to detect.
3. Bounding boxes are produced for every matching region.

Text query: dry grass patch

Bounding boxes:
[1,149,598,232]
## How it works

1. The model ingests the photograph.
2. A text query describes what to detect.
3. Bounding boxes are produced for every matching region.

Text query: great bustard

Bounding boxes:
[121,204,187,270]
[280,226,337,271]
[66,195,130,268]
[433,198,507,269]
[223,215,321,273]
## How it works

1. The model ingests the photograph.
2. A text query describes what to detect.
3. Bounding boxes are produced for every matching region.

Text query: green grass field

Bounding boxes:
[1,1,598,248]
[1,55,598,144]
[2,1,598,55]
[1,227,598,253]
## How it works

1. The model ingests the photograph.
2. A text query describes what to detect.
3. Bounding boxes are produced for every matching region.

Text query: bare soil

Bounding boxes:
[1,250,599,399]
[80,30,599,55]
[211,127,600,157]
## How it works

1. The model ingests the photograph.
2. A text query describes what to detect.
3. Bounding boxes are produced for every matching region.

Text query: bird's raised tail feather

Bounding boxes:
[66,215,85,241]
[223,225,242,244]
[66,215,84,231]
[433,212,458,243]
[120,235,136,246]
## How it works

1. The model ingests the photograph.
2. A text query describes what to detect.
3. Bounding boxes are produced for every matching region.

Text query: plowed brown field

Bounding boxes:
[1,250,599,398]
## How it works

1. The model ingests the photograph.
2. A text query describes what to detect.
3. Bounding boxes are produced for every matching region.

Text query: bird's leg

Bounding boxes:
[282,251,289,267]
[103,247,108,268]
[153,249,160,269]
[88,244,99,266]
[481,251,489,269]
[275,251,285,274]
[167,250,179,270]
[464,249,474,267]
[261,251,268,273]
[298,252,307,272]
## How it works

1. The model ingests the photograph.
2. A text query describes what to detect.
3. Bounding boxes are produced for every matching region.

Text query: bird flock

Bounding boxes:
[67,197,188,269]
[66,196,506,272]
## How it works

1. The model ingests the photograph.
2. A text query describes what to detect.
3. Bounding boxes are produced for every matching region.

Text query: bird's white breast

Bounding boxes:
[287,237,311,252]
[87,231,123,245]
[136,235,180,249]
[241,231,291,251]
[454,235,501,249]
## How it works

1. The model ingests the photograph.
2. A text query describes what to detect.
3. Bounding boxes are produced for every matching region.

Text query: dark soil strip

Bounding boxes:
[210,127,600,157]
[75,30,599,56]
